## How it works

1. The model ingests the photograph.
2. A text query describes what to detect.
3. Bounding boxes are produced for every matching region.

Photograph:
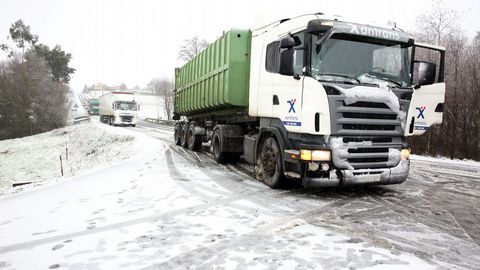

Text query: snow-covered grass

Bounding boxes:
[0,122,138,195]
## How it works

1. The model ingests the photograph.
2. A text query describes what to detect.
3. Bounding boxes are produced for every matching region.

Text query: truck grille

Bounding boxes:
[332,137,402,170]
[120,116,133,122]
[335,101,403,136]
[325,84,411,170]
[327,86,411,136]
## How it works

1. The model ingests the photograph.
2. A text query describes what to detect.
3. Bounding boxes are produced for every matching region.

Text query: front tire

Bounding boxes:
[256,137,284,188]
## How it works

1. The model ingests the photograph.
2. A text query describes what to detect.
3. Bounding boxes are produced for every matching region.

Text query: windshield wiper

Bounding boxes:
[364,72,402,87]
[317,73,361,84]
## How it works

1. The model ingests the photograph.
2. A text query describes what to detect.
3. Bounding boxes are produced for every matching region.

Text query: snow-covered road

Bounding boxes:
[0,120,479,269]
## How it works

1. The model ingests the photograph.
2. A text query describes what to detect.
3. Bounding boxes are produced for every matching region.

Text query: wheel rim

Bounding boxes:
[262,147,277,177]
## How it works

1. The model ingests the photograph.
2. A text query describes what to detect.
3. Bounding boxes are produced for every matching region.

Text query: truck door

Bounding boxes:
[271,31,305,130]
[405,43,446,136]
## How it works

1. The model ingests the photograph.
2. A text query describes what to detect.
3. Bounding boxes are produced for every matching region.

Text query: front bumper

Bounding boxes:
[113,116,137,125]
[301,160,410,188]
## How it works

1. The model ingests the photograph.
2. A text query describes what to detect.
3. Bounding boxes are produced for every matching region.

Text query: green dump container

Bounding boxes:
[174,29,251,116]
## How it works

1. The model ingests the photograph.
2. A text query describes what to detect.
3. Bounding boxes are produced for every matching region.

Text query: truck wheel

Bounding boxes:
[174,122,183,146]
[180,122,189,148]
[187,122,202,151]
[212,129,228,164]
[256,137,284,188]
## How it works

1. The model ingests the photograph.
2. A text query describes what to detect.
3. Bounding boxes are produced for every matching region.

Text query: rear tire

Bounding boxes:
[255,137,284,188]
[180,122,189,148]
[212,128,228,164]
[187,122,202,151]
[174,122,183,146]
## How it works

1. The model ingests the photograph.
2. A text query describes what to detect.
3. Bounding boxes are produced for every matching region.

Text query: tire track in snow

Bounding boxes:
[0,192,259,255]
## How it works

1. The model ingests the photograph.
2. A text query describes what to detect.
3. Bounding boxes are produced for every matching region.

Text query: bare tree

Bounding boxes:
[178,36,209,62]
[147,77,175,120]
[415,0,460,46]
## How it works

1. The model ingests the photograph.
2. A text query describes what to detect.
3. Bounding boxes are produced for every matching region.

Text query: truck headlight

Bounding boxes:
[401,148,411,160]
[300,150,312,161]
[300,150,331,161]
[312,150,331,161]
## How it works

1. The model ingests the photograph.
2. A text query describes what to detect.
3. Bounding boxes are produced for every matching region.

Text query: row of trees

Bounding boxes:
[0,20,75,140]
[409,0,480,160]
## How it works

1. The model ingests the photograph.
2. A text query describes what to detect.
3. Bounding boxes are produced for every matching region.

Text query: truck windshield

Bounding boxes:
[312,33,411,88]
[116,101,137,111]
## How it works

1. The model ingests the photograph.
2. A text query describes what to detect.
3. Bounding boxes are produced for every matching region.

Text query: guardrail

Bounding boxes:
[73,115,91,124]
[144,118,176,126]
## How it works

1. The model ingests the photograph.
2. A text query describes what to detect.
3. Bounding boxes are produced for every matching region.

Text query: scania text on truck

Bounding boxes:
[172,13,446,188]
[99,92,138,127]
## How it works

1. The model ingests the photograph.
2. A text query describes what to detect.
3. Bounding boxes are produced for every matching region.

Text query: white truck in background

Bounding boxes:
[99,92,138,127]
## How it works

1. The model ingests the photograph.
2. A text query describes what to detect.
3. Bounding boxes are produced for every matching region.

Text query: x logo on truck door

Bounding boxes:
[416,106,426,119]
[287,99,296,113]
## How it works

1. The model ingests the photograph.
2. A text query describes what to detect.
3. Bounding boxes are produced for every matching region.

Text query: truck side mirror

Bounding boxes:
[307,19,334,34]
[112,102,115,109]
[414,61,436,87]
[279,49,294,76]
[279,37,295,49]
[278,37,295,76]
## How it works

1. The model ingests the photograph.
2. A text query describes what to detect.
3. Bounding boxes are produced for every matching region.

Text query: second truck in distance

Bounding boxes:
[173,13,446,188]
[99,92,138,127]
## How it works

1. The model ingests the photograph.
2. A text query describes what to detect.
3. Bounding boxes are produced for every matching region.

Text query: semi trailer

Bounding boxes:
[173,13,446,188]
[99,92,138,127]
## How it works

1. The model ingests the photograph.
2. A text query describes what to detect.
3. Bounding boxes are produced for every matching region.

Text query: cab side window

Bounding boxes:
[265,41,280,73]
[265,31,305,75]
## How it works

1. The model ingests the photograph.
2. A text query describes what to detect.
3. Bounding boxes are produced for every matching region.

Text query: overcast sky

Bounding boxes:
[1,0,479,91]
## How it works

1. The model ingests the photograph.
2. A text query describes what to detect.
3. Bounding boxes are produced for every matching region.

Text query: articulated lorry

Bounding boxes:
[173,13,446,188]
[99,92,138,127]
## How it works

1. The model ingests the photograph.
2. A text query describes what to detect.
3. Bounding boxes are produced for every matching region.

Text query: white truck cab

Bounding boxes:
[248,14,445,187]
[99,92,139,127]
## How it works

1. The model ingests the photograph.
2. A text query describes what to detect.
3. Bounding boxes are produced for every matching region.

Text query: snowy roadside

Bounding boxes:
[0,121,155,196]
[410,154,480,167]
